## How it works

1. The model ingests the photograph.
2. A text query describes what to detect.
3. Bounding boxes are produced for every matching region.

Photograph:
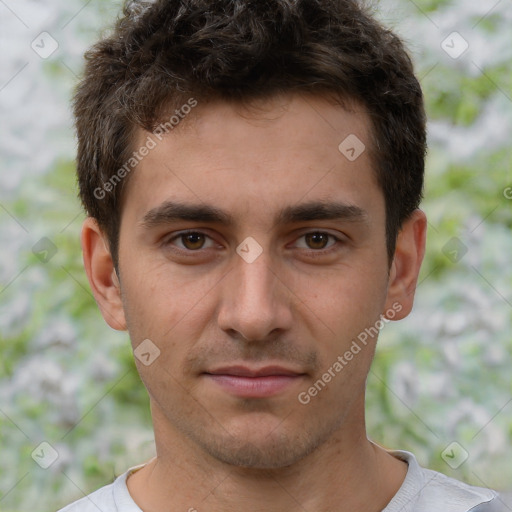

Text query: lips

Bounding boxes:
[206,365,304,378]
[203,365,306,398]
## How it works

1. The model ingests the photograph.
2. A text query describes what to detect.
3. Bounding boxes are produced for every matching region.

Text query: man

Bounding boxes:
[59,0,500,510]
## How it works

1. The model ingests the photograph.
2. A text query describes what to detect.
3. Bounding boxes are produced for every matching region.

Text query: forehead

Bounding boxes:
[147,93,373,158]
[123,93,380,226]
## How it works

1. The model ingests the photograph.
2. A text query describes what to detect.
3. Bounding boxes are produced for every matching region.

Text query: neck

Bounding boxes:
[127,404,407,512]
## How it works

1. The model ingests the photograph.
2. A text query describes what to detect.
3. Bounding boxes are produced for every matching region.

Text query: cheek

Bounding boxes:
[297,262,388,338]
[120,252,213,326]
[120,266,220,380]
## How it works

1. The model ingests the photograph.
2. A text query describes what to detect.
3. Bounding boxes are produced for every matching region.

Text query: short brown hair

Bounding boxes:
[73,0,426,266]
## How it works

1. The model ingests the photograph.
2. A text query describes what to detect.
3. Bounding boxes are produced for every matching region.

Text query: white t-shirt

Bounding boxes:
[57,450,500,512]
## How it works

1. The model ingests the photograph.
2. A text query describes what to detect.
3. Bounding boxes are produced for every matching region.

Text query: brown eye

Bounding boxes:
[166,231,214,251]
[293,231,342,254]
[304,232,331,250]
[180,232,206,250]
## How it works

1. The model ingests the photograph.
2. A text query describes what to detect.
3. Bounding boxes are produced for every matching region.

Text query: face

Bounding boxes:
[85,93,423,469]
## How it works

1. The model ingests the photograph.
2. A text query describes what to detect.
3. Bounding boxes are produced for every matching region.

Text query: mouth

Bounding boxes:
[203,365,307,398]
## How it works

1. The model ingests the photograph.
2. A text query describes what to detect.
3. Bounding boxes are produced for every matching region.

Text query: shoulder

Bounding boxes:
[56,464,145,512]
[56,479,117,512]
[386,450,500,512]
[418,467,500,511]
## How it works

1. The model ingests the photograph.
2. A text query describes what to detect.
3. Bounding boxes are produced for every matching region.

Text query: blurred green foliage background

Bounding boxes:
[0,0,510,510]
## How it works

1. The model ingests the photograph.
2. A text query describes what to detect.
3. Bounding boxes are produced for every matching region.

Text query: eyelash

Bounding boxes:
[164,229,343,256]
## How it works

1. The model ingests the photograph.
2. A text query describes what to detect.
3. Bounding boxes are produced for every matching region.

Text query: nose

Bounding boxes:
[217,246,294,342]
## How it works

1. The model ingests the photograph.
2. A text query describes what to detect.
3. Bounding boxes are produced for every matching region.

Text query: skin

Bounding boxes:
[82,92,427,512]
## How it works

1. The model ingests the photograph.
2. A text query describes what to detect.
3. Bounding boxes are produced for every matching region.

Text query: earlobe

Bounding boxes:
[81,217,127,331]
[383,209,427,321]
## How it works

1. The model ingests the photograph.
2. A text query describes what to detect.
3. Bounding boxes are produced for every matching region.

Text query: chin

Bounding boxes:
[190,421,324,469]
[203,437,310,469]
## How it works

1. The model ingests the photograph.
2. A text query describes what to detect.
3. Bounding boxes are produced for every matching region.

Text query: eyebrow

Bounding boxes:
[140,199,369,229]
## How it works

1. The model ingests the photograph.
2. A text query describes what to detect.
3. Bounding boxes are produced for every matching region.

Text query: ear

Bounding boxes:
[81,217,127,331]
[383,209,427,320]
